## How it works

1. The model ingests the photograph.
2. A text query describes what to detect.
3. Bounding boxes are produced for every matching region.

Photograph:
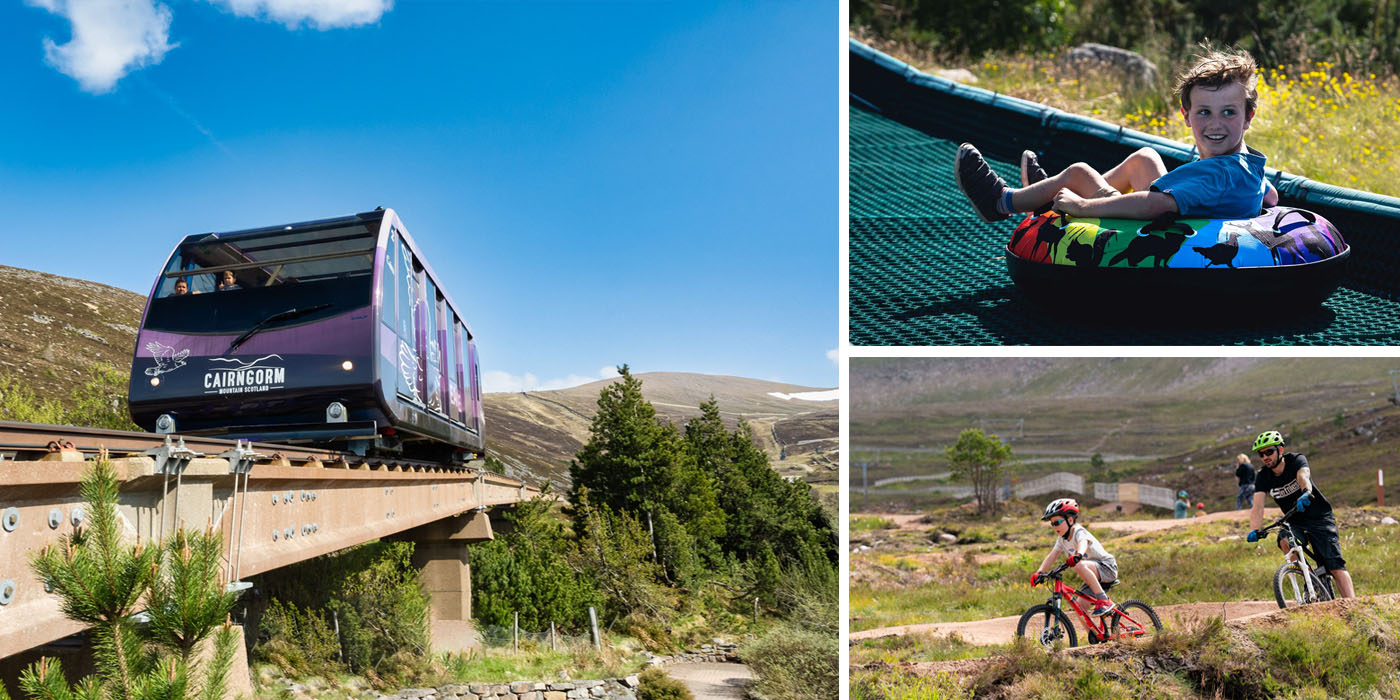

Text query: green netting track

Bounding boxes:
[850,40,1400,346]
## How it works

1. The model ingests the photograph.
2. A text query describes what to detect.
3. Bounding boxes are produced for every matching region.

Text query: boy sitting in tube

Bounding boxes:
[953,47,1279,223]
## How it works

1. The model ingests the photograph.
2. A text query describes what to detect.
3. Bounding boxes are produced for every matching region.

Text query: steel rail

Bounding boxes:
[0,420,468,473]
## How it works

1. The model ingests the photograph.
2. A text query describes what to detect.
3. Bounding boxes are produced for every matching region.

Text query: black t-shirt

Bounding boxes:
[1236,461,1256,486]
[1255,453,1332,520]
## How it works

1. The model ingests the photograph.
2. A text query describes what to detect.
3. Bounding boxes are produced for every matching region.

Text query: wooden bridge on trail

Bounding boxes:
[0,421,535,660]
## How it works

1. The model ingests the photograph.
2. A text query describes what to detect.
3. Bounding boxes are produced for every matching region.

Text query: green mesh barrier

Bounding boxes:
[850,40,1400,346]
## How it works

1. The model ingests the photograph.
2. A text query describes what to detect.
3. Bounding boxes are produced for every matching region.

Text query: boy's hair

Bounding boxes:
[1175,47,1258,118]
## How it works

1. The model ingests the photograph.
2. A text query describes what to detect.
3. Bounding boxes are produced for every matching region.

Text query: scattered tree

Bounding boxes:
[946,429,1014,516]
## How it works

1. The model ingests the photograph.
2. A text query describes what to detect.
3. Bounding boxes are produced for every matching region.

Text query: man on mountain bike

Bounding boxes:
[1246,430,1355,598]
[1032,498,1118,616]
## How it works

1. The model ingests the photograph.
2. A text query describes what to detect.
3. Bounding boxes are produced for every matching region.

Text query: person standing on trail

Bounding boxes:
[1031,498,1118,617]
[1174,490,1189,518]
[1246,431,1355,598]
[1235,453,1256,510]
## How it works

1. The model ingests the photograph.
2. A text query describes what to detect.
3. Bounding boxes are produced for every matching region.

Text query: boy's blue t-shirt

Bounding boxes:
[1149,149,1267,219]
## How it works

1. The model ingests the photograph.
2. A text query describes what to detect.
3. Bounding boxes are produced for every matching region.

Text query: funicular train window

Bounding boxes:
[452,316,466,424]
[443,305,460,424]
[144,219,378,334]
[379,231,397,332]
[424,278,443,414]
[412,263,427,403]
[468,332,481,433]
[396,238,423,405]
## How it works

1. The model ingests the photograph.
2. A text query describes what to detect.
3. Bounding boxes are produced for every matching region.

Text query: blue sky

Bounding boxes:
[1,0,836,392]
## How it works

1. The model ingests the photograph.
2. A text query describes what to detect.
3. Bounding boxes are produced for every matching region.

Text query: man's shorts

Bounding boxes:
[1276,516,1347,570]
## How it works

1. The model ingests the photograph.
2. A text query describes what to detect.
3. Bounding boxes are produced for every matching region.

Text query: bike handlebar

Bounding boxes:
[1035,559,1072,584]
[1254,506,1300,537]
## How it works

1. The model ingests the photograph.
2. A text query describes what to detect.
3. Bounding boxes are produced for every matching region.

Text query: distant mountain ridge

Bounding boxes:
[852,358,1399,410]
[852,357,1400,508]
[485,372,837,486]
[0,266,836,487]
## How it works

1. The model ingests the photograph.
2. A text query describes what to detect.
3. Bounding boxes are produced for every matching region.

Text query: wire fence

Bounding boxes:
[476,609,602,653]
[477,624,597,653]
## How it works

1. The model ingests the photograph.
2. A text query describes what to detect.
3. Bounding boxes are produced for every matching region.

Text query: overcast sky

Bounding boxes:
[2,0,837,392]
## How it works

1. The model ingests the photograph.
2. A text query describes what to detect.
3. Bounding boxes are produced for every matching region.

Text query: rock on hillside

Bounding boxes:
[484,373,838,487]
[0,265,145,404]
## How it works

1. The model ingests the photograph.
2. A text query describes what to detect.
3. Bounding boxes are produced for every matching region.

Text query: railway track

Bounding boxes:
[0,420,477,472]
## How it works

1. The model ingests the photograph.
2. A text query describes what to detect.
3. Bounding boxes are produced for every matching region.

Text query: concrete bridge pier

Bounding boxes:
[397,509,495,653]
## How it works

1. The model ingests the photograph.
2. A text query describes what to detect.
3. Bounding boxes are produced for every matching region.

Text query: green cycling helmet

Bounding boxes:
[1252,430,1285,453]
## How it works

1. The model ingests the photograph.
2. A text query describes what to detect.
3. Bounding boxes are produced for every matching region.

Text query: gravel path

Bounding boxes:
[664,662,754,700]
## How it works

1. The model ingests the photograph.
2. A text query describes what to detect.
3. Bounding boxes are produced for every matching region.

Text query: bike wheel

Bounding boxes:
[1273,563,1333,608]
[1016,604,1077,650]
[1109,600,1163,642]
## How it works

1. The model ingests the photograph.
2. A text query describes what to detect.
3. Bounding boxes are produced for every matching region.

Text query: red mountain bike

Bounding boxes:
[1016,559,1163,649]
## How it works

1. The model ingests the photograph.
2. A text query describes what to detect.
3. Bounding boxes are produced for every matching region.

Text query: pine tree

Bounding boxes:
[18,454,240,700]
[567,366,724,579]
[567,487,666,620]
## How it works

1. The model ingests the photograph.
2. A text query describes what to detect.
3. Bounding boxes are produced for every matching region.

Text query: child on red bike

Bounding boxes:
[1030,498,1119,616]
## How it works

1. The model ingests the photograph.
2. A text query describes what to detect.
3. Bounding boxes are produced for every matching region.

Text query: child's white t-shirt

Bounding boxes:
[1051,523,1115,565]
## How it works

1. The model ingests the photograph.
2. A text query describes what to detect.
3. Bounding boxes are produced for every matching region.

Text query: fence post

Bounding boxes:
[1380,469,1385,507]
[589,606,600,650]
[753,597,759,623]
[550,621,556,652]
[513,611,519,652]
[333,610,344,663]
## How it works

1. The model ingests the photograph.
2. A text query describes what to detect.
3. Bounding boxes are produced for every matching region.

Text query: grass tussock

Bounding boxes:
[851,668,973,700]
[742,623,839,700]
[857,600,1400,699]
[852,516,897,532]
[437,644,641,684]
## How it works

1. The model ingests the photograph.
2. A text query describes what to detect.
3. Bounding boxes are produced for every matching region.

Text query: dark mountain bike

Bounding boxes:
[1016,560,1162,649]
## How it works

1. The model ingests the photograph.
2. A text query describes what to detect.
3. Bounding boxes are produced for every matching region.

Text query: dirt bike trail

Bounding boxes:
[852,508,1280,538]
[849,600,1280,645]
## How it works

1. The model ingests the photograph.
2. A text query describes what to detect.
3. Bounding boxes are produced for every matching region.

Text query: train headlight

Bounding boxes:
[150,377,160,387]
[341,360,353,371]
[156,414,175,434]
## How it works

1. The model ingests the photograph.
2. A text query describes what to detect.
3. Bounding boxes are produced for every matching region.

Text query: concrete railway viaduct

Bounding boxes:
[0,422,534,663]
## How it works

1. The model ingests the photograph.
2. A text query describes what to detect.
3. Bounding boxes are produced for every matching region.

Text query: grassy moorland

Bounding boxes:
[850,498,1400,698]
[852,600,1400,699]
[849,500,1400,636]
[852,26,1400,198]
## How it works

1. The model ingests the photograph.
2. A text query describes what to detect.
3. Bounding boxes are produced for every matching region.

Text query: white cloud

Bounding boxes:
[208,0,392,29]
[27,0,391,93]
[827,348,838,365]
[484,366,621,394]
[28,0,175,94]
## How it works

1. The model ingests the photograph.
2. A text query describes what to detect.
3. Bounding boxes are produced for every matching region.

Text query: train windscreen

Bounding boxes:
[143,219,378,334]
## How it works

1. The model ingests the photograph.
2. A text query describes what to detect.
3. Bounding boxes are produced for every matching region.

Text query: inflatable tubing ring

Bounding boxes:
[1005,207,1349,307]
